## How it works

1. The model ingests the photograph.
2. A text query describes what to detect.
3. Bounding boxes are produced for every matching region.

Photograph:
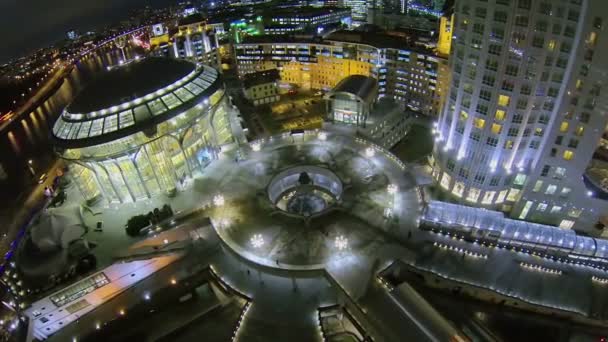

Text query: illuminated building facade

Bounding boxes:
[243,69,281,106]
[172,15,221,68]
[340,0,368,25]
[269,6,352,28]
[326,75,378,126]
[432,0,608,233]
[52,58,239,203]
[235,36,374,91]
[235,31,446,115]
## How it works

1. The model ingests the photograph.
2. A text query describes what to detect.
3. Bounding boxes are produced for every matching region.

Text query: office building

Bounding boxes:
[235,30,446,116]
[432,0,608,233]
[243,69,281,106]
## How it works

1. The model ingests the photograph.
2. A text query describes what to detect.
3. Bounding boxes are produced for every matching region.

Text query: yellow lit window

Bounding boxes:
[559,121,569,132]
[588,31,597,47]
[506,188,521,202]
[547,39,556,51]
[563,150,574,160]
[494,109,506,121]
[504,140,513,149]
[575,79,583,90]
[452,181,464,198]
[498,94,510,107]
[575,126,584,136]
[491,123,502,134]
[481,191,495,204]
[473,117,485,129]
[460,110,468,120]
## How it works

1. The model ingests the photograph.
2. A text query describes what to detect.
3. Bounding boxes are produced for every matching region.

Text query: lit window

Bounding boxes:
[547,39,556,51]
[587,31,597,47]
[514,173,527,185]
[491,123,502,134]
[559,121,569,132]
[460,110,469,120]
[519,201,533,219]
[495,109,506,121]
[550,205,562,214]
[467,187,481,202]
[545,184,557,195]
[560,187,571,196]
[506,188,520,201]
[563,150,574,160]
[568,209,582,218]
[559,219,575,229]
[498,94,510,106]
[575,79,583,90]
[481,191,495,204]
[495,189,508,204]
[537,203,548,212]
[532,180,543,192]
[575,126,584,136]
[473,117,485,129]
[452,181,465,198]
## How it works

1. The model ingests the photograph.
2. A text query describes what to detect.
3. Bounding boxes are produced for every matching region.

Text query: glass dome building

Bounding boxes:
[52,57,238,203]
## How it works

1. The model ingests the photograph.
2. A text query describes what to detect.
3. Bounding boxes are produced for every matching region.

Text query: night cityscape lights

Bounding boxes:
[1,1,608,342]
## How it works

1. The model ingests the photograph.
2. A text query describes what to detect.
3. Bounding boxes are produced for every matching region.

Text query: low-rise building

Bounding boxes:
[358,99,412,149]
[235,29,447,116]
[325,75,377,126]
[243,69,281,106]
[268,6,351,28]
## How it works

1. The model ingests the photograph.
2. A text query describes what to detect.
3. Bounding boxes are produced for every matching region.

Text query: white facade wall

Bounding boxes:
[432,0,608,234]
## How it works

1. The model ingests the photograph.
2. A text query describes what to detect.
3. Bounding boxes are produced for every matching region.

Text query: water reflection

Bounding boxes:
[0,46,138,186]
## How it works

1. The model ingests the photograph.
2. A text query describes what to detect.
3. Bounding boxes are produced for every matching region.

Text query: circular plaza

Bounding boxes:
[203,130,422,269]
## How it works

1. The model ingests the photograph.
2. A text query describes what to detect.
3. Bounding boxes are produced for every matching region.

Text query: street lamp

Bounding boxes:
[334,235,348,251]
[213,194,225,207]
[250,234,264,248]
[365,147,375,158]
[27,160,35,177]
[251,142,261,152]
[318,131,327,141]
[387,184,398,195]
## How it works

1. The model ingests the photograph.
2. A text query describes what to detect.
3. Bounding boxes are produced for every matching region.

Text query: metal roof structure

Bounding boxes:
[52,58,221,149]
[423,200,608,259]
[328,75,377,103]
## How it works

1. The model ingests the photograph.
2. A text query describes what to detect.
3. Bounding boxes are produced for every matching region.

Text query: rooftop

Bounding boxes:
[179,13,206,26]
[243,69,280,88]
[68,58,195,114]
[239,34,319,45]
[268,6,350,18]
[330,75,377,103]
[326,30,434,54]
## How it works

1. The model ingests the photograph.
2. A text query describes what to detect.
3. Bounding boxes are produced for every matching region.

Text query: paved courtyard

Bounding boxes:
[15,128,608,341]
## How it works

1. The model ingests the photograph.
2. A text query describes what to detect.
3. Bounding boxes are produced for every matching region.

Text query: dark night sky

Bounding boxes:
[0,0,177,64]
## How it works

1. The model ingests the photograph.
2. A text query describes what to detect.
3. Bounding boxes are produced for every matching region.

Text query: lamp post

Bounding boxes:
[27,159,35,177]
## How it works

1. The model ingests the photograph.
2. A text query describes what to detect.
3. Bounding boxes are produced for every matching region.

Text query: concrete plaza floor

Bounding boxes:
[18,127,608,341]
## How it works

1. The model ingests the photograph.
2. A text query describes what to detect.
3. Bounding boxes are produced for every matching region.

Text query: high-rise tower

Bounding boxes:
[432,0,608,233]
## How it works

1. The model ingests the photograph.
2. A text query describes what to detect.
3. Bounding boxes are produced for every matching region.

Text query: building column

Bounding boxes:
[131,150,151,199]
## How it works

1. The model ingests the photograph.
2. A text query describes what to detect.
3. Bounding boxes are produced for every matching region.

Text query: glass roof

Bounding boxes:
[53,65,219,143]
[423,201,606,259]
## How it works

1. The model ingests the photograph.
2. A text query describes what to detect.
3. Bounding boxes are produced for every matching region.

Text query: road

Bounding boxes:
[0,160,64,264]
[0,64,71,133]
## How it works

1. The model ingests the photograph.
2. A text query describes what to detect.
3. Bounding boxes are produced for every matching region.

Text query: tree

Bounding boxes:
[125,215,150,237]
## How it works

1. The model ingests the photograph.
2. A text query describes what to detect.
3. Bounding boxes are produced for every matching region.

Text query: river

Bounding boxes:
[0,46,140,199]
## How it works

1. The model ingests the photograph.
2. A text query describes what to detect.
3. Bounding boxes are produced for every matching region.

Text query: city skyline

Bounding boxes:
[0,0,176,63]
